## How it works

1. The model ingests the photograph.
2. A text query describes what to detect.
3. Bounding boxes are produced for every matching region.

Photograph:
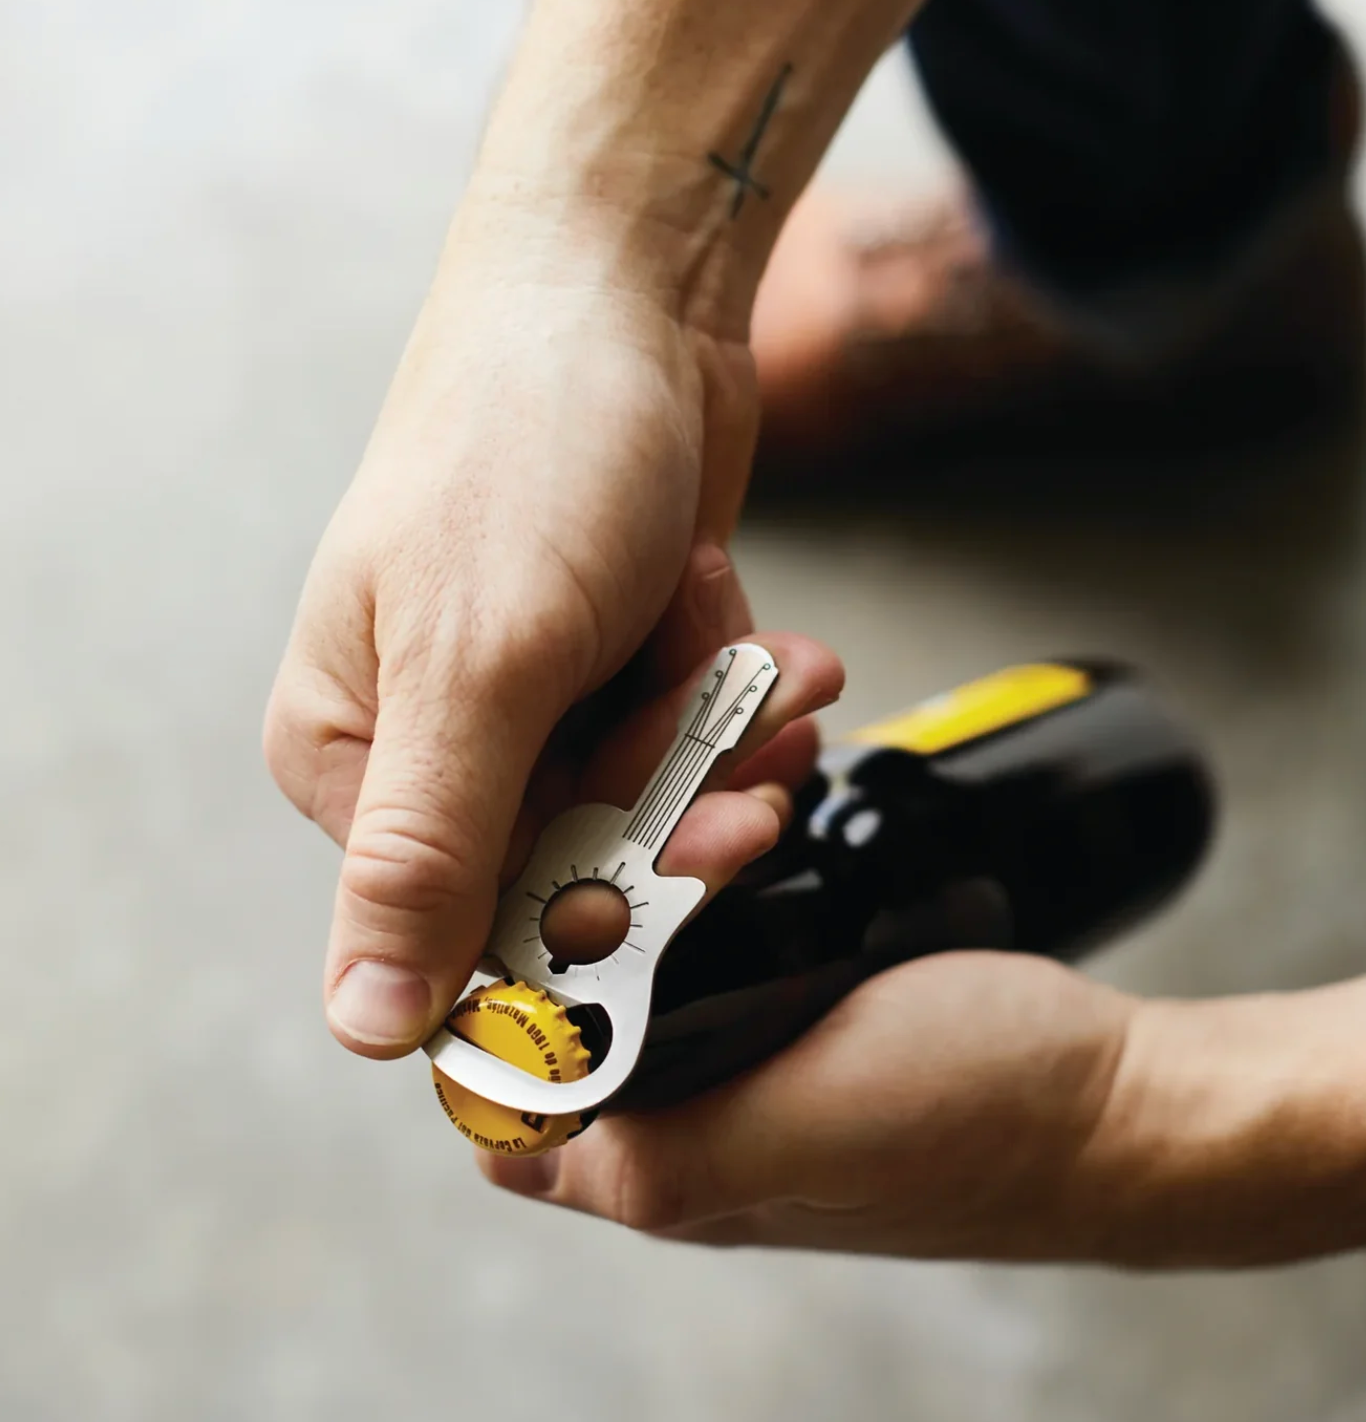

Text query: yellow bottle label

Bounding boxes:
[431,981,591,1157]
[848,663,1092,756]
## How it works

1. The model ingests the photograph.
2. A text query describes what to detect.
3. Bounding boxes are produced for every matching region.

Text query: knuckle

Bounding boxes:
[603,1140,690,1235]
[264,661,378,831]
[262,684,317,811]
[340,805,483,920]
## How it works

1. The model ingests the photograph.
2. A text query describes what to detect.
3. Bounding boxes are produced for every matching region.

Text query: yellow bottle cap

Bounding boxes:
[431,980,592,1157]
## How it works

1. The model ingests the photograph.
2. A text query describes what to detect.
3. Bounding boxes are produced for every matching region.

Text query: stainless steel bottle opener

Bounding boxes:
[423,642,778,1115]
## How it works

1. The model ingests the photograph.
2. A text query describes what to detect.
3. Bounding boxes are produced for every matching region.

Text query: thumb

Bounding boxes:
[324,676,548,1058]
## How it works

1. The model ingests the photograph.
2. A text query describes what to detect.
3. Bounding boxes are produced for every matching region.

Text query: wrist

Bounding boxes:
[1074,986,1366,1267]
[455,0,919,339]
[450,174,752,340]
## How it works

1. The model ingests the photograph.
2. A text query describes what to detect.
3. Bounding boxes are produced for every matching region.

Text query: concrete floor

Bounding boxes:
[3,3,1365,1419]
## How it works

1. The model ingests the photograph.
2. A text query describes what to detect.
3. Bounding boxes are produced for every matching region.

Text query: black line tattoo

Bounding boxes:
[708,63,793,218]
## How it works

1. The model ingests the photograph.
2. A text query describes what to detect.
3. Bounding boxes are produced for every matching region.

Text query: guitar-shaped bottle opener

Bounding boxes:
[423,643,778,1116]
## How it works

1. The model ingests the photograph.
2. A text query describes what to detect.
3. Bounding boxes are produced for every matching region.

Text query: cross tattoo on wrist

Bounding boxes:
[708,64,793,218]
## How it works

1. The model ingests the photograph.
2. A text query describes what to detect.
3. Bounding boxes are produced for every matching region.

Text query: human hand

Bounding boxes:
[482,937,1366,1268]
[262,0,931,1064]
[265,213,768,1060]
[481,948,1136,1260]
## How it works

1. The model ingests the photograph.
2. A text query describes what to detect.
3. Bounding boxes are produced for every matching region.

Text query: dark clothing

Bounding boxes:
[908,0,1344,307]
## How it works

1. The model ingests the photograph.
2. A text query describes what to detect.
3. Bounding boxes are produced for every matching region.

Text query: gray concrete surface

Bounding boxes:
[3,3,1366,1419]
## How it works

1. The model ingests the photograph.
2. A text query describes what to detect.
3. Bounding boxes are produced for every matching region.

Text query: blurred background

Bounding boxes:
[3,2,1365,1419]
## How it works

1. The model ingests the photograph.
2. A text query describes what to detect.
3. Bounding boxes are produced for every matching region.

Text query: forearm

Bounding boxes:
[454,0,921,334]
[1080,977,1366,1268]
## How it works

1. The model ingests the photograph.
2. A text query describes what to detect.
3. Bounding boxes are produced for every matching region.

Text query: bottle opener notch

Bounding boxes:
[424,643,779,1115]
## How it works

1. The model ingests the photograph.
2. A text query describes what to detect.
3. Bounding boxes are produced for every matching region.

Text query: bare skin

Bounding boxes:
[750,188,1085,455]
